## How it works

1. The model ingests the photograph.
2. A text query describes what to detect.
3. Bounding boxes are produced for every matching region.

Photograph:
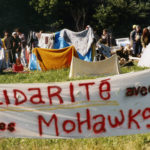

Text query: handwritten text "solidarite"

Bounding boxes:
[0,79,111,106]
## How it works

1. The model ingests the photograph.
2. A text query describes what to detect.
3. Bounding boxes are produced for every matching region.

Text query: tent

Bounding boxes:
[69,54,120,78]
[33,46,78,71]
[54,27,94,62]
[29,27,95,70]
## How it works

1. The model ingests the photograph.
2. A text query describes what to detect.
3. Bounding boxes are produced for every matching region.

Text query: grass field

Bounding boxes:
[0,64,148,83]
[0,64,150,150]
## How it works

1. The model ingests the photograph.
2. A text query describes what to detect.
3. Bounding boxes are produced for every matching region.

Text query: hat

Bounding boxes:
[12,32,17,36]
[132,25,136,29]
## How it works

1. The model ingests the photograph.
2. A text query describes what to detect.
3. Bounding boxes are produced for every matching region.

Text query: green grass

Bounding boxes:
[0,69,70,83]
[120,65,149,74]
[0,64,150,150]
[0,64,148,83]
[0,134,150,150]
[0,68,98,83]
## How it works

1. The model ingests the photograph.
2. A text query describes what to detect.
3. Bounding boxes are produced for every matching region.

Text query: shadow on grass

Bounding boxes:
[0,72,17,75]
[0,71,33,75]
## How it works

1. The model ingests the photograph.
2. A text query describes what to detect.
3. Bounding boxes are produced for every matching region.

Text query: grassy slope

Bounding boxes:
[0,65,148,83]
[0,65,150,150]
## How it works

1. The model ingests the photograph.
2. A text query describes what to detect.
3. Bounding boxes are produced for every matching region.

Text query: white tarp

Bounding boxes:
[69,55,120,78]
[60,27,94,56]
[110,46,121,53]
[0,48,5,70]
[129,56,140,61]
[38,33,55,49]
[138,44,150,67]
[115,38,130,47]
[1,69,150,138]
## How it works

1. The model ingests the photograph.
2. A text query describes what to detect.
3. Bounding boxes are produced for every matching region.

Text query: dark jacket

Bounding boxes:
[4,36,13,49]
[12,37,21,52]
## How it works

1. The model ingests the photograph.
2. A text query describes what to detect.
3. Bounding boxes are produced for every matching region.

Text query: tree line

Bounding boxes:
[1,0,150,37]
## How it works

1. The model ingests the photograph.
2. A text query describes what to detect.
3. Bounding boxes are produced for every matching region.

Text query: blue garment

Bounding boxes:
[77,48,92,62]
[133,43,142,56]
[54,32,70,49]
[29,53,41,70]
[0,39,2,50]
[132,31,142,56]
[54,31,92,61]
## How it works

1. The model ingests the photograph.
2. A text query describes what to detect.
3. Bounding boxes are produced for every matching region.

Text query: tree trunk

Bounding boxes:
[71,8,87,31]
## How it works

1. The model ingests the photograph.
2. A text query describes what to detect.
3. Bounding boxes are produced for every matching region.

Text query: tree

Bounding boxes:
[29,0,102,31]
[0,0,46,35]
[94,0,150,37]
[0,0,146,37]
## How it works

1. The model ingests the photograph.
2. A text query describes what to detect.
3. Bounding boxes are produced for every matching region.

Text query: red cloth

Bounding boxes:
[12,64,24,72]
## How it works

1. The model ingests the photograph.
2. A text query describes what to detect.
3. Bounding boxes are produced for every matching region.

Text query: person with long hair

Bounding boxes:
[99,29,111,47]
[141,28,150,48]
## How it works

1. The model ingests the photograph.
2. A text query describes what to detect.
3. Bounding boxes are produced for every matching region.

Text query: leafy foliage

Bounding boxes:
[0,0,150,39]
[29,0,100,31]
[0,0,47,35]
[28,0,150,36]
[94,0,150,36]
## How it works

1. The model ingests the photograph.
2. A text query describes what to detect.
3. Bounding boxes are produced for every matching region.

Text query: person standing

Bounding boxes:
[12,32,21,64]
[27,30,38,53]
[130,25,136,47]
[16,29,27,67]
[131,25,142,57]
[1,32,7,69]
[4,31,14,67]
[99,29,111,47]
[141,28,150,48]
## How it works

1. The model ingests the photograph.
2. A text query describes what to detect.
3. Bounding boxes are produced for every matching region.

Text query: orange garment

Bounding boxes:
[33,46,78,71]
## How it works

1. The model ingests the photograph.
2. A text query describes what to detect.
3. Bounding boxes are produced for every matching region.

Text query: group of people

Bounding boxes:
[1,25,150,71]
[95,25,150,66]
[0,29,41,72]
[116,25,150,66]
[130,25,150,57]
[0,29,27,69]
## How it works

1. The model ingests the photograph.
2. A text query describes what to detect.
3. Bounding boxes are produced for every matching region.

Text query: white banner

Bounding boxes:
[1,69,150,138]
